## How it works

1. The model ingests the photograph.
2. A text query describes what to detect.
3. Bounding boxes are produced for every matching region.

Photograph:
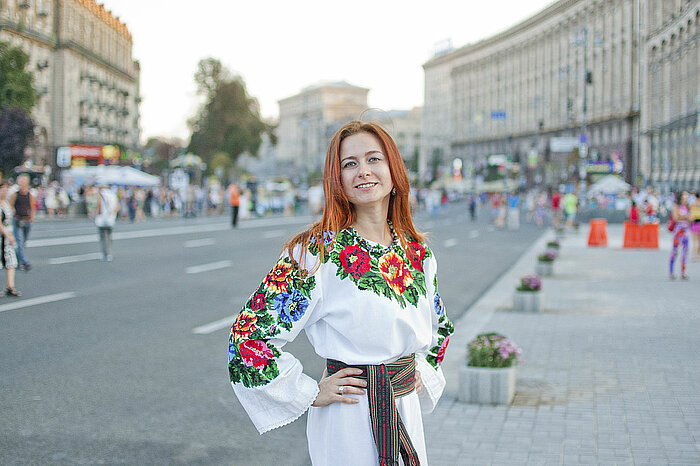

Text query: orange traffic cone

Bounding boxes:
[588,218,608,247]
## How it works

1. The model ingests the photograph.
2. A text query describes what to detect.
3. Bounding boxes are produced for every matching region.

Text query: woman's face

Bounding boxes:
[339,132,393,211]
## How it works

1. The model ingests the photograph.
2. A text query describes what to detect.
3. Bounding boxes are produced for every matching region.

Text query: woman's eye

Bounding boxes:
[342,161,356,168]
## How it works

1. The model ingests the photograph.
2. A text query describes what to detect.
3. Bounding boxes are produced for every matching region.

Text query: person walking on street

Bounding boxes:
[0,182,21,296]
[689,191,700,262]
[563,190,578,227]
[228,120,453,465]
[468,193,477,221]
[227,182,240,228]
[669,191,691,280]
[10,174,35,272]
[95,184,119,261]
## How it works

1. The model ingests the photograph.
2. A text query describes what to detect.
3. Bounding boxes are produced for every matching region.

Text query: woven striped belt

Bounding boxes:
[326,354,420,466]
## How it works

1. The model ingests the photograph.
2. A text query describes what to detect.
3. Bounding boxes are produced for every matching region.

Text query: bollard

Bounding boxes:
[587,218,608,247]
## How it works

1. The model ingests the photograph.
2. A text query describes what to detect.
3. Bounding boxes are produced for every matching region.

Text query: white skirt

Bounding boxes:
[306,391,428,466]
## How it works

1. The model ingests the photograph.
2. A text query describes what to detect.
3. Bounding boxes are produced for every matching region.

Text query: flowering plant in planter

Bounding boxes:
[516,274,542,292]
[467,332,522,368]
[546,239,560,249]
[537,248,558,262]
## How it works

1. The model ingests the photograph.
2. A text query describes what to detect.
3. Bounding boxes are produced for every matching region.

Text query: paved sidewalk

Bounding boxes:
[425,224,700,465]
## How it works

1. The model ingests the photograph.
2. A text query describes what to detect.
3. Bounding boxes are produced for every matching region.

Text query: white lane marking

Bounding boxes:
[263,230,286,239]
[443,238,458,248]
[185,260,232,274]
[27,215,314,248]
[0,292,77,314]
[469,230,480,239]
[192,314,236,335]
[48,252,103,265]
[184,238,216,248]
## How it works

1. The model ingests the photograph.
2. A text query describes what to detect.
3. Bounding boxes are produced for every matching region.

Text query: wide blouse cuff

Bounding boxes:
[415,354,446,414]
[232,360,320,434]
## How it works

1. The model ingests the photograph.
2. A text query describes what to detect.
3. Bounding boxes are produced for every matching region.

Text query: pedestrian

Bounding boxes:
[227,182,240,227]
[507,191,520,230]
[690,191,700,262]
[0,182,21,296]
[669,191,691,280]
[535,192,547,228]
[551,189,562,227]
[95,184,119,261]
[228,120,454,465]
[628,200,640,224]
[563,190,578,227]
[468,193,477,221]
[9,174,35,272]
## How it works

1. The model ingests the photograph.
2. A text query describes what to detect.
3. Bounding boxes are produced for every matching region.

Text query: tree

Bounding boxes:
[0,41,37,111]
[188,58,273,166]
[0,107,34,176]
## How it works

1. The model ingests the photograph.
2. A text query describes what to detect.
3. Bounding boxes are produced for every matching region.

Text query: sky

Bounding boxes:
[99,0,556,143]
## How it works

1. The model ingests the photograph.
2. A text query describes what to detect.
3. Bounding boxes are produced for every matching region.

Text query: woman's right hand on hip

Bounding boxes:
[312,367,366,407]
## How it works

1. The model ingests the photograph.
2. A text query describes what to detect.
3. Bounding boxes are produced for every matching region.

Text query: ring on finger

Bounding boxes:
[338,385,345,394]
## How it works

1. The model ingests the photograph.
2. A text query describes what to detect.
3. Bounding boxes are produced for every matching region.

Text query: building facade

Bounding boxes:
[0,0,141,169]
[277,81,369,177]
[642,0,699,191]
[422,0,699,190]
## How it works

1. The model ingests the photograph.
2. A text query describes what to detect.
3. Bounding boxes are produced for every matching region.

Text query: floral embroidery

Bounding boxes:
[324,229,430,308]
[339,244,372,278]
[274,289,309,324]
[405,241,426,272]
[232,310,257,339]
[239,340,275,369]
[250,292,266,312]
[434,291,445,316]
[436,336,450,364]
[229,256,317,388]
[378,251,413,294]
[264,258,295,293]
[426,313,454,369]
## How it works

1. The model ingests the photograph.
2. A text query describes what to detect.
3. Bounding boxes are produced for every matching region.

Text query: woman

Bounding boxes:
[228,121,453,465]
[690,192,700,261]
[0,182,21,296]
[669,191,691,280]
[95,184,119,261]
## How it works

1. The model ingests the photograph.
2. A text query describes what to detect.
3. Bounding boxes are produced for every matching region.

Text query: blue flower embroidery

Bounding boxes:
[434,291,444,316]
[273,289,309,324]
[228,340,237,363]
[310,230,334,246]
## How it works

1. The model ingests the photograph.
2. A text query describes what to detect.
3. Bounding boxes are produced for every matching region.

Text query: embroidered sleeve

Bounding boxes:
[228,247,322,434]
[415,247,454,413]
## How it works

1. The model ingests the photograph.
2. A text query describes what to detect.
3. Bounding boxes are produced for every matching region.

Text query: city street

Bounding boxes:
[0,202,544,465]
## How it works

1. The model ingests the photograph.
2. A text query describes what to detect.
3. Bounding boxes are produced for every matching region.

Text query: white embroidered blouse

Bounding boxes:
[228,228,454,465]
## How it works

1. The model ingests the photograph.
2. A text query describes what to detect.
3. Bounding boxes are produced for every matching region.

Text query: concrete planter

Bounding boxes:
[535,260,554,276]
[513,290,543,312]
[458,364,516,405]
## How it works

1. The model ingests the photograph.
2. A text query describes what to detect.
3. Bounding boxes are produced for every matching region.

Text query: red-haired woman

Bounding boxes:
[228,121,453,465]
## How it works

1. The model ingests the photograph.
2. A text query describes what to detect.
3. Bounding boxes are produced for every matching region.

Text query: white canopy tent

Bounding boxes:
[62,166,161,187]
[587,175,631,195]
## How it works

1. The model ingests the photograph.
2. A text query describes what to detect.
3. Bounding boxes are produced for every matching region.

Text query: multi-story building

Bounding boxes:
[277,81,369,176]
[0,0,141,169]
[642,0,699,191]
[422,0,699,190]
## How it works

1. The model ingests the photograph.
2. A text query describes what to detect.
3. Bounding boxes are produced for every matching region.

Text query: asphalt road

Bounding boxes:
[0,202,544,465]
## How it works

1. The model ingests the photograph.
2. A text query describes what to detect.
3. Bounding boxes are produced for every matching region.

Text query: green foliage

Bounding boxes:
[209,151,233,177]
[187,58,273,166]
[0,106,34,175]
[467,332,521,368]
[0,42,37,111]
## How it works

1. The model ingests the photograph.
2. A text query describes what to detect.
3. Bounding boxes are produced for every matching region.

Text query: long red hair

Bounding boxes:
[285,120,424,268]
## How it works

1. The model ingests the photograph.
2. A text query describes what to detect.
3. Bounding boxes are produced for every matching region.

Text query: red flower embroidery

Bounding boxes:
[436,336,450,364]
[405,241,426,272]
[232,310,257,340]
[238,340,274,369]
[378,252,413,294]
[250,292,266,311]
[339,245,371,279]
[264,259,294,293]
